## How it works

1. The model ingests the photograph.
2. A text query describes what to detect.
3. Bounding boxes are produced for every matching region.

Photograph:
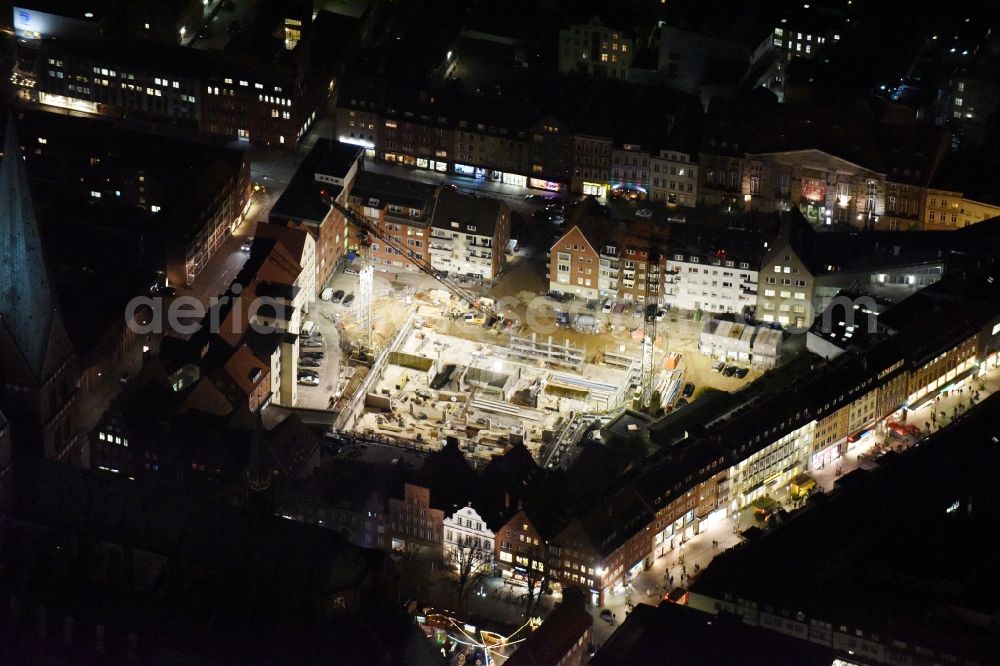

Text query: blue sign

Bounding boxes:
[18,10,31,23]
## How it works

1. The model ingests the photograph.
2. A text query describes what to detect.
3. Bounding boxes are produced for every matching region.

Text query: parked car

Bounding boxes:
[299,358,321,368]
[723,366,738,377]
[635,208,653,219]
[682,382,695,398]
[301,339,324,348]
[320,287,334,301]
[599,609,614,624]
[735,367,750,379]
[330,289,345,303]
[602,300,614,314]
[655,309,667,322]
[297,376,320,386]
[297,369,319,379]
[344,265,360,275]
[342,293,355,306]
[301,351,325,360]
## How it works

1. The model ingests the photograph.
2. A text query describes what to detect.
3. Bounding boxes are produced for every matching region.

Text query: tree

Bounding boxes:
[447,536,493,611]
[522,552,550,622]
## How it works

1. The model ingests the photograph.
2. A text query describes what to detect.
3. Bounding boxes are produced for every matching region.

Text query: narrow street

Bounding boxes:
[587,356,1000,654]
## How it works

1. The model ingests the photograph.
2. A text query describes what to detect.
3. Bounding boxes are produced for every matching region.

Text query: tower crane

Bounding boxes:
[327,199,500,353]
[639,250,661,410]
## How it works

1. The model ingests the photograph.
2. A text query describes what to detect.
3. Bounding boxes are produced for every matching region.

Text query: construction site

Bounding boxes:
[340,299,675,464]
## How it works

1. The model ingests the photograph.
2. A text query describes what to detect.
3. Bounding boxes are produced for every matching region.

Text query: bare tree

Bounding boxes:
[446,535,493,610]
[520,547,551,622]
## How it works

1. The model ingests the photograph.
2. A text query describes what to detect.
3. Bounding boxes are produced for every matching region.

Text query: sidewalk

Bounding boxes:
[588,357,1000,651]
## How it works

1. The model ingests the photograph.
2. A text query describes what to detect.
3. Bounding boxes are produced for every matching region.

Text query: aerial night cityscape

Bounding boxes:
[2,0,1000,663]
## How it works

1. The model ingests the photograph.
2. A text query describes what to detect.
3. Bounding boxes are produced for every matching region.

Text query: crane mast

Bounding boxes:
[327,198,499,354]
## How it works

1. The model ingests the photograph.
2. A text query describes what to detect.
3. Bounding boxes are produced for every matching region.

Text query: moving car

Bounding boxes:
[654,309,667,322]
[240,237,254,252]
[682,382,696,398]
[342,294,355,306]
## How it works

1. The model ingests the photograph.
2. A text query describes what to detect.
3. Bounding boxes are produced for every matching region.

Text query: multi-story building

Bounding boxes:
[923,187,1000,230]
[572,134,612,197]
[443,504,495,568]
[494,509,548,585]
[663,223,767,315]
[648,149,698,206]
[15,9,354,147]
[428,190,511,280]
[756,212,956,330]
[388,439,475,554]
[13,0,208,45]
[548,225,603,301]
[348,172,437,271]
[10,109,251,288]
[269,139,362,291]
[336,87,573,193]
[558,18,635,80]
[610,144,650,196]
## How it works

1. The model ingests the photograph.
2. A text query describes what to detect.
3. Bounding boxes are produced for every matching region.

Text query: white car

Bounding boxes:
[240,236,254,252]
[320,287,334,301]
[635,209,653,219]
[601,300,614,314]
[297,376,320,386]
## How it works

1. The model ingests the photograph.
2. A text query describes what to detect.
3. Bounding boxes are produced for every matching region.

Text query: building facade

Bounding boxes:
[558,19,635,80]
[428,190,511,280]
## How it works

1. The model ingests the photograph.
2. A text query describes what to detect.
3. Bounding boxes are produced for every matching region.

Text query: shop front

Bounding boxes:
[529,177,564,192]
[503,172,527,187]
[810,440,844,470]
[583,181,607,197]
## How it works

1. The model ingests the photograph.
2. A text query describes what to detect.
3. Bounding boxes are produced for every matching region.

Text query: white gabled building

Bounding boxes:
[443,504,496,567]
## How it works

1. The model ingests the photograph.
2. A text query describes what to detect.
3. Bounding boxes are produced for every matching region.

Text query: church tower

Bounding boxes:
[0,113,82,464]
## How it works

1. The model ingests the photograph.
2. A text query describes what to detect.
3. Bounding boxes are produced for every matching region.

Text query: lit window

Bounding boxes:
[151,205,161,213]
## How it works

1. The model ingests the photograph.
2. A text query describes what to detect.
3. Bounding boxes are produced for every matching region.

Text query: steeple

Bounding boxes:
[0,113,67,380]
